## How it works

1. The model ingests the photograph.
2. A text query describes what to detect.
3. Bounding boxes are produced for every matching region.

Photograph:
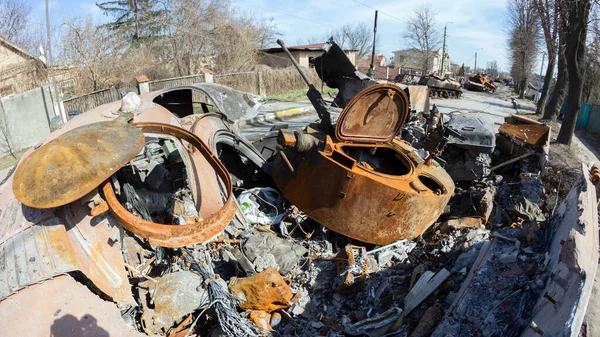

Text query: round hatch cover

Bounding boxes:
[13,118,144,208]
[335,84,409,143]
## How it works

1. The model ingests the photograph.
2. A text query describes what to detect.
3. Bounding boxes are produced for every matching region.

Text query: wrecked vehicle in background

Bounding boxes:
[418,74,463,98]
[465,73,497,93]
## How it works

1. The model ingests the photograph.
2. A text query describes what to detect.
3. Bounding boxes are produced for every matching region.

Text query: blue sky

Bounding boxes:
[27,0,526,73]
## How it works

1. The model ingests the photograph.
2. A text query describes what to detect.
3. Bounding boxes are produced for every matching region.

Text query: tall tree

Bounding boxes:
[556,0,593,145]
[96,0,166,44]
[486,60,499,79]
[507,0,540,99]
[543,16,568,121]
[402,3,441,73]
[533,0,559,116]
[582,10,600,103]
[458,63,465,76]
[329,22,377,59]
[62,16,128,91]
[0,0,29,43]
[0,0,43,53]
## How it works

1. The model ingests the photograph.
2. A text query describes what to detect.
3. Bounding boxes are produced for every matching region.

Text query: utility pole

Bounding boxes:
[368,10,378,78]
[440,22,452,76]
[474,48,483,74]
[539,52,546,78]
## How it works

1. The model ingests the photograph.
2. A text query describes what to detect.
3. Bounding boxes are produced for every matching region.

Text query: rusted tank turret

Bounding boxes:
[271,84,455,244]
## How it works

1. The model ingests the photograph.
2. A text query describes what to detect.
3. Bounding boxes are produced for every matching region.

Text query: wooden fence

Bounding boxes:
[63,87,120,113]
[148,74,206,92]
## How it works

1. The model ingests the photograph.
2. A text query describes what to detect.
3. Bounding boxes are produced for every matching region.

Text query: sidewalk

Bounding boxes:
[240,101,315,128]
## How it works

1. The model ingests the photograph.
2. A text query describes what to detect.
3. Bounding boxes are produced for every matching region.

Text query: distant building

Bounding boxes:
[392,48,423,74]
[356,55,387,69]
[0,34,47,96]
[450,63,460,75]
[260,43,358,69]
[392,48,451,75]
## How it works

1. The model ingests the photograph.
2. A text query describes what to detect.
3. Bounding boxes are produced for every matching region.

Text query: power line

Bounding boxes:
[349,0,404,22]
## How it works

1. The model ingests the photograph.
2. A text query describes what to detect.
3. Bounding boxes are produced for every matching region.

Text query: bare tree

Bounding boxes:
[507,0,540,99]
[62,16,129,91]
[0,0,44,53]
[0,100,17,159]
[486,60,499,79]
[533,0,559,116]
[583,10,600,103]
[329,22,377,59]
[402,3,441,73]
[543,14,568,121]
[556,0,593,145]
[0,0,29,44]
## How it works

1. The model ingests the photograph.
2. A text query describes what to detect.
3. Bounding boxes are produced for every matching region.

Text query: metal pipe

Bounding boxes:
[277,39,313,86]
[278,150,294,173]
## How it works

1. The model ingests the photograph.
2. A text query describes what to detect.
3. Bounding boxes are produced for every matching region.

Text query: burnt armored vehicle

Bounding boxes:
[269,40,455,245]
[418,74,463,98]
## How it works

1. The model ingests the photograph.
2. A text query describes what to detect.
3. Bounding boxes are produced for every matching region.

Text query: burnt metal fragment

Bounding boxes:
[102,122,237,248]
[13,117,144,208]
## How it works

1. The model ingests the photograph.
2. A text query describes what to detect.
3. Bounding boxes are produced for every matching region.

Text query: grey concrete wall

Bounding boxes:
[0,86,56,155]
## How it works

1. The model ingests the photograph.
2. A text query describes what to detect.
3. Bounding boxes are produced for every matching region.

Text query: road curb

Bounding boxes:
[239,105,315,128]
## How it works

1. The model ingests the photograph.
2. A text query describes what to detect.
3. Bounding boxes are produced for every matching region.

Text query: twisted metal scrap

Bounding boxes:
[180,248,263,337]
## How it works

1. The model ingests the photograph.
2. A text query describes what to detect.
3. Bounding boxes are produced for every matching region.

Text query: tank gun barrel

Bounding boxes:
[276,39,333,134]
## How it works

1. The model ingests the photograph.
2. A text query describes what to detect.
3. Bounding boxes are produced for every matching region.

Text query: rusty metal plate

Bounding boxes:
[336,84,409,143]
[0,217,78,301]
[498,123,550,149]
[13,118,144,208]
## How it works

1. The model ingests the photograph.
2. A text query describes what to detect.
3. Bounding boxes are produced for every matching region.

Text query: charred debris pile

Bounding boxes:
[4,39,599,337]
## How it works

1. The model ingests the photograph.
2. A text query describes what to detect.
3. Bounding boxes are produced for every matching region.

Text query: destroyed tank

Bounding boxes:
[466,73,497,93]
[271,39,455,245]
[418,74,463,98]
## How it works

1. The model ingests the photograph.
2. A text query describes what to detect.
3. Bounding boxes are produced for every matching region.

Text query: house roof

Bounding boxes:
[373,55,385,62]
[263,43,359,53]
[392,48,420,53]
[0,34,45,67]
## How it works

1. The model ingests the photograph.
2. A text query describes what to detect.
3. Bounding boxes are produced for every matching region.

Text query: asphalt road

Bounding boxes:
[240,113,318,141]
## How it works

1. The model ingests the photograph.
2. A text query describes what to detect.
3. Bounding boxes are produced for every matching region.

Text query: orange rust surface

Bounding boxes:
[498,123,550,149]
[12,118,144,208]
[272,84,455,245]
[277,130,297,147]
[273,139,454,244]
[103,122,237,248]
[228,267,292,312]
[336,84,409,143]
